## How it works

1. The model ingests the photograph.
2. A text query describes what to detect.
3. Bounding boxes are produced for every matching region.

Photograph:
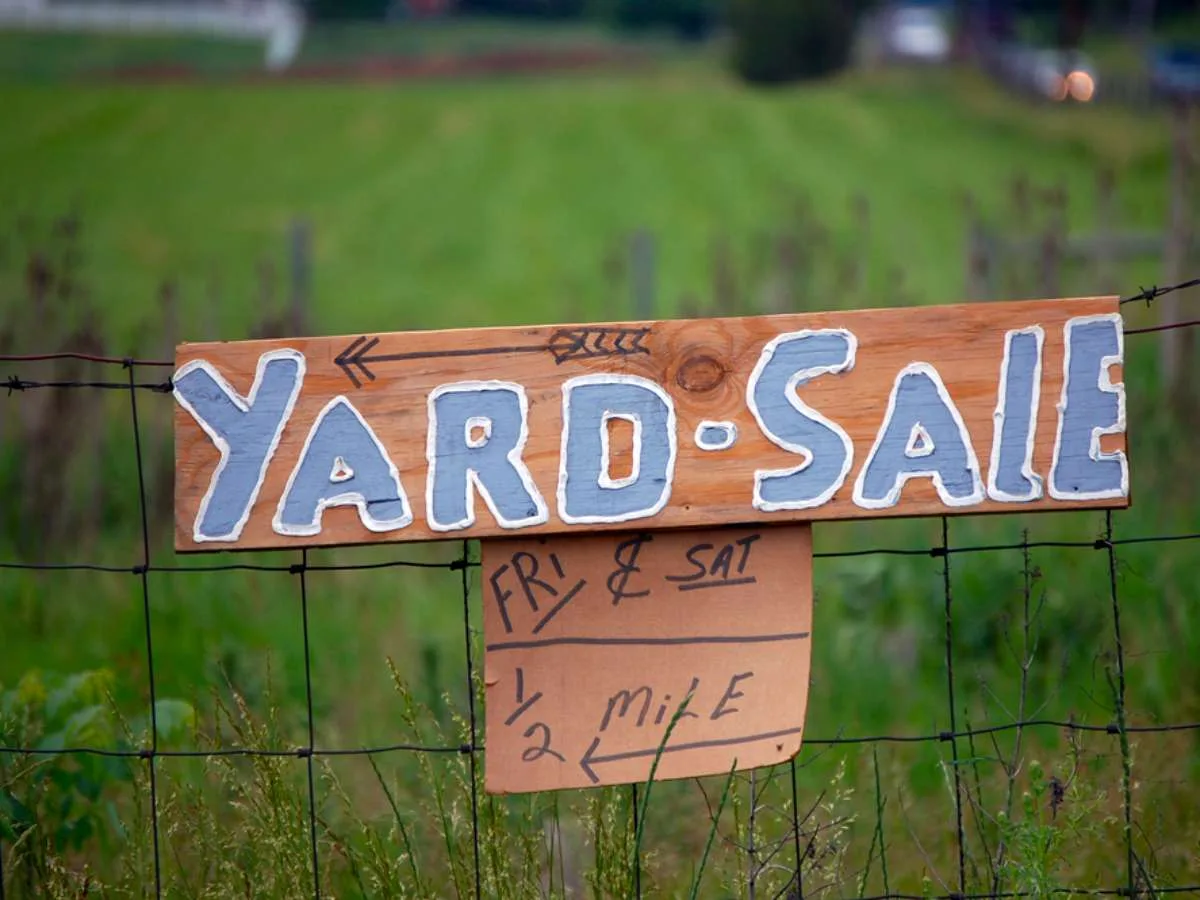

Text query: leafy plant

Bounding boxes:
[0,668,194,897]
[994,754,1106,897]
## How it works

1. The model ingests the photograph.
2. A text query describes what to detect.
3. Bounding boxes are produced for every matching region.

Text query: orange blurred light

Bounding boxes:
[1067,70,1095,102]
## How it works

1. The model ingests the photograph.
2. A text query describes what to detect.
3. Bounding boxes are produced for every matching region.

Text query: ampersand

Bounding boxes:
[606,533,653,606]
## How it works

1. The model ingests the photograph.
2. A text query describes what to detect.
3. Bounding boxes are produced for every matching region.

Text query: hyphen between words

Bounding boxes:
[173,312,1126,544]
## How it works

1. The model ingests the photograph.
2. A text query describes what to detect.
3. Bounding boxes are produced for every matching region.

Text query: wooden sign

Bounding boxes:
[172,297,1129,551]
[481,523,813,793]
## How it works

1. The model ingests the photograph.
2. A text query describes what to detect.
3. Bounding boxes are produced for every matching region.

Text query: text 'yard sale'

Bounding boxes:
[171,296,1129,552]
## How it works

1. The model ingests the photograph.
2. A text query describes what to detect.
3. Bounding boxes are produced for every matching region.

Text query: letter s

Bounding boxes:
[747,329,856,511]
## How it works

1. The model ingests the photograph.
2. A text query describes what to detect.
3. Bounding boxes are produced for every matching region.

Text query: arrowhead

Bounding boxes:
[335,336,379,388]
[354,337,379,382]
[335,337,368,388]
[580,737,602,785]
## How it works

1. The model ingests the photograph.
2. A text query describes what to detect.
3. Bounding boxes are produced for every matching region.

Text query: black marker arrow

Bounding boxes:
[334,327,651,388]
[578,726,805,785]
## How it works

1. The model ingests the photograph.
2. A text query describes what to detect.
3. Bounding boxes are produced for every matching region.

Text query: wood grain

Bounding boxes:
[173,296,1128,551]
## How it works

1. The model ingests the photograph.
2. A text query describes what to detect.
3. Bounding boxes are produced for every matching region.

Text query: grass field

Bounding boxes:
[2,34,1199,896]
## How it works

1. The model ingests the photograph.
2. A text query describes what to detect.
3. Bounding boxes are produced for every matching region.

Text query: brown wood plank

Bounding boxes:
[481,523,813,793]
[173,296,1128,551]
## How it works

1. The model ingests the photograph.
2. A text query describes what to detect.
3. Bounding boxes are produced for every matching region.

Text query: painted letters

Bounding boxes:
[747,329,856,511]
[1049,314,1127,500]
[173,299,1130,550]
[426,382,548,532]
[174,349,305,542]
[853,362,984,509]
[987,326,1045,502]
[558,375,677,525]
[274,396,412,536]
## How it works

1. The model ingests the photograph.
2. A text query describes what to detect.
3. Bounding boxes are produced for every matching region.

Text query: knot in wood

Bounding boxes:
[675,354,725,393]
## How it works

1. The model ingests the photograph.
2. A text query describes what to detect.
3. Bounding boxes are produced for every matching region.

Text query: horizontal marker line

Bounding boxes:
[485,632,810,652]
[676,576,757,592]
[366,344,544,363]
[590,727,805,766]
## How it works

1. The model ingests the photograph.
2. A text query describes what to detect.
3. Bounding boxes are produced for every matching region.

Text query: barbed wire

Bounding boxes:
[2,279,1199,898]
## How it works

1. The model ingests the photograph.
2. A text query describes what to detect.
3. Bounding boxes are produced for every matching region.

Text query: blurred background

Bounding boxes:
[2,0,1200,896]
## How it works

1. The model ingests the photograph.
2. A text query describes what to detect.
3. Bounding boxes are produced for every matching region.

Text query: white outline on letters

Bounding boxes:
[273,395,413,537]
[1048,313,1128,501]
[746,328,857,512]
[905,423,935,458]
[426,380,549,533]
[987,325,1045,502]
[598,412,642,489]
[464,415,493,449]
[329,456,354,484]
[557,373,677,525]
[852,362,985,510]
[695,420,738,452]
[173,348,305,543]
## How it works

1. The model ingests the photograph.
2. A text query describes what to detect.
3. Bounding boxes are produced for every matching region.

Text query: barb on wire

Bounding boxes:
[1120,276,1200,306]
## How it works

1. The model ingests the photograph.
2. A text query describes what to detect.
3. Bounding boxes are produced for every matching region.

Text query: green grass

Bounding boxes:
[2,42,1198,896]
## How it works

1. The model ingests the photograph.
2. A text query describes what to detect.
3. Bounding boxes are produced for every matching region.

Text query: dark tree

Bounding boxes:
[728,0,870,85]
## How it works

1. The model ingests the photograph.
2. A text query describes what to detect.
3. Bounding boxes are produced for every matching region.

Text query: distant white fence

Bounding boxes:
[0,0,306,69]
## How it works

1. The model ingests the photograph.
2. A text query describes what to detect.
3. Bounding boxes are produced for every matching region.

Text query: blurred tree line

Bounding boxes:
[303,0,1199,84]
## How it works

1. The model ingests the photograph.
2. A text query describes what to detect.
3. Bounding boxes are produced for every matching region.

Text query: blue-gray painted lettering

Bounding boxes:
[1050,316,1126,499]
[700,425,731,445]
[173,350,304,542]
[428,384,546,530]
[855,363,983,508]
[276,397,411,535]
[990,328,1043,501]
[749,330,854,510]
[560,377,675,523]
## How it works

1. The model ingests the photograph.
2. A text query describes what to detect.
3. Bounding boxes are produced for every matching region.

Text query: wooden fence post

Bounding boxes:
[630,229,656,321]
[1095,167,1118,294]
[1162,99,1197,413]
[963,191,994,301]
[289,218,311,337]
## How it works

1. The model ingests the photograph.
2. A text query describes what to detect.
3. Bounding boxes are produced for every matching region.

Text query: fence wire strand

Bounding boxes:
[2,277,1199,898]
[128,361,164,899]
[298,547,323,899]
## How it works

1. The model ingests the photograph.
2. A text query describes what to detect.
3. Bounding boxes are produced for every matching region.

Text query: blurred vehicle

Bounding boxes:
[885,5,950,62]
[1029,48,1097,102]
[983,40,1097,103]
[856,1,952,67]
[1150,43,1200,101]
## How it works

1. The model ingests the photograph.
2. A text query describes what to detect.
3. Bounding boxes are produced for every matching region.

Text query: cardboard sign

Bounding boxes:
[481,523,813,793]
[172,297,1129,552]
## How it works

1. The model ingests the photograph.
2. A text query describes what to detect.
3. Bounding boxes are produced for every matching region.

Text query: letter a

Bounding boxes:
[853,363,984,509]
[275,396,412,536]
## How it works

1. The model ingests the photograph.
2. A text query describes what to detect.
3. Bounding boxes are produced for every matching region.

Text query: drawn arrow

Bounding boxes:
[578,726,804,785]
[334,327,651,388]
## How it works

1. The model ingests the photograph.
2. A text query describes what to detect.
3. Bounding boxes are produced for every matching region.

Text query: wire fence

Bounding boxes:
[2,279,1200,897]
